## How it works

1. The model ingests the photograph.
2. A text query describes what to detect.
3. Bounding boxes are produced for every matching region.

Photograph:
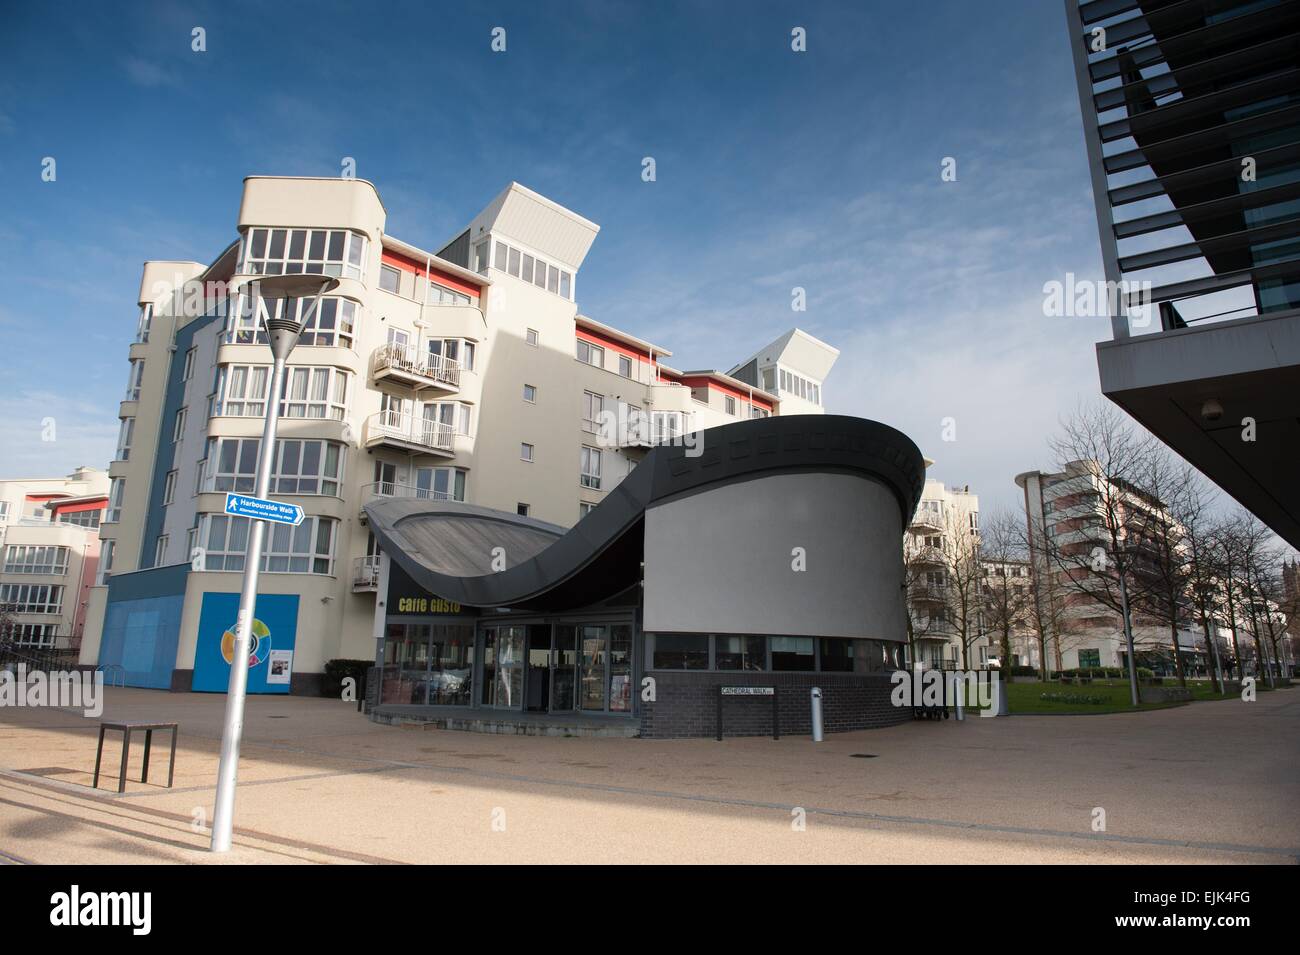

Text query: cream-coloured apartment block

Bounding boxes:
[904,477,991,669]
[0,467,109,651]
[79,177,836,692]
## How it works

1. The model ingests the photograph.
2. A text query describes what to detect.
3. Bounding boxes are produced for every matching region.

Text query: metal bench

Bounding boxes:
[93,721,178,794]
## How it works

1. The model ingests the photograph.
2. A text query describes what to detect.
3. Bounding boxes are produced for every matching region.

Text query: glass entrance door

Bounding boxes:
[552,625,577,712]
[481,625,525,708]
[580,625,608,711]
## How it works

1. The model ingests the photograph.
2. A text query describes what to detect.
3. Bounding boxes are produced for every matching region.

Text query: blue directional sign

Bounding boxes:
[224,493,304,526]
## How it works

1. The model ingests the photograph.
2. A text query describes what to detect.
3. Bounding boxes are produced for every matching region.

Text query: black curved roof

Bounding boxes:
[365,414,924,612]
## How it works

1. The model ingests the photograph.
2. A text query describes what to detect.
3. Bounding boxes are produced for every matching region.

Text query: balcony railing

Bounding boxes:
[352,556,381,591]
[358,481,463,519]
[370,343,461,391]
[908,583,948,603]
[363,411,455,454]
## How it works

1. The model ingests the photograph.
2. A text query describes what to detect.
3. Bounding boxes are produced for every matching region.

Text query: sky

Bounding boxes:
[0,0,1123,517]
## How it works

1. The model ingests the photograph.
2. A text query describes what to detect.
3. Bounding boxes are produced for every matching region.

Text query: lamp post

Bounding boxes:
[211,274,338,853]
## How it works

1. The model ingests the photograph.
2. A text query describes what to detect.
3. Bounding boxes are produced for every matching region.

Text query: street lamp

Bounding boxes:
[211,274,338,853]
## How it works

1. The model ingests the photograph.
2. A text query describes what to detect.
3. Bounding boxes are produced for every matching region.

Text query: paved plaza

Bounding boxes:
[0,687,1296,864]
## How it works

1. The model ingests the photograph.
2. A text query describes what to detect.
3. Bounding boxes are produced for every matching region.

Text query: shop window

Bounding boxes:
[651,633,708,670]
[716,635,765,671]
[771,636,815,671]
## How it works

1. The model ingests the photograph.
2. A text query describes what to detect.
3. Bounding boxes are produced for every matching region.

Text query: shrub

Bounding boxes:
[321,658,373,699]
[1009,665,1038,677]
[1039,692,1107,705]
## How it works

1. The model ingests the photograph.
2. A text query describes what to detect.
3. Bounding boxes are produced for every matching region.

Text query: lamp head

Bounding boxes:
[246,274,341,360]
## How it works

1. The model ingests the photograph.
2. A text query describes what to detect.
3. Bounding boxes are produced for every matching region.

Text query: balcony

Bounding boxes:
[370,343,461,393]
[352,556,381,592]
[907,545,945,567]
[358,481,464,521]
[910,509,943,532]
[363,411,456,456]
[908,583,948,604]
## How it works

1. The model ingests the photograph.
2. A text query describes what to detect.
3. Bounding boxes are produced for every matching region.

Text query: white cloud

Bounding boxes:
[0,391,116,479]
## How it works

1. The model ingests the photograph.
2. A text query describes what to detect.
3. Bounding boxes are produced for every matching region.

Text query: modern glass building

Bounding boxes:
[1064,0,1300,547]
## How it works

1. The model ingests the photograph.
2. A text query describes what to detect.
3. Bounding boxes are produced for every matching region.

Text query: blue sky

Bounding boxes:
[0,0,1118,515]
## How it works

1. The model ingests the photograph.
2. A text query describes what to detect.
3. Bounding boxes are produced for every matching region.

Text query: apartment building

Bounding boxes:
[1016,461,1203,672]
[1064,0,1300,549]
[0,467,109,650]
[904,478,987,669]
[81,176,839,694]
[980,556,1039,670]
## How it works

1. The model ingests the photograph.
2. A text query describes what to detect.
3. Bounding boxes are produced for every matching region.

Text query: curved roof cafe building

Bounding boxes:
[368,414,924,737]
[82,175,924,737]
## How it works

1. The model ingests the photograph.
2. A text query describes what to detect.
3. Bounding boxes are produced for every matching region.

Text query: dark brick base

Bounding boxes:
[168,668,323,696]
[639,670,909,738]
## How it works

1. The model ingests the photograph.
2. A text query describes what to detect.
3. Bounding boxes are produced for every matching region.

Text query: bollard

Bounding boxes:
[952,672,965,721]
[810,687,824,742]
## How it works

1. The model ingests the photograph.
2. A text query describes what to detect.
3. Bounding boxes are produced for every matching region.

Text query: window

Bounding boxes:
[9,624,57,648]
[771,636,815,671]
[618,355,632,378]
[412,466,466,501]
[578,501,596,519]
[651,633,708,670]
[163,471,177,505]
[521,443,535,463]
[125,359,145,401]
[493,240,573,300]
[716,635,765,671]
[0,584,64,614]
[57,509,101,529]
[96,541,114,586]
[115,417,135,461]
[173,407,187,442]
[199,514,337,574]
[240,227,366,280]
[418,276,472,307]
[0,502,8,523]
[182,347,197,381]
[576,339,604,367]
[525,328,539,347]
[154,535,169,567]
[278,361,348,418]
[427,338,473,373]
[1078,648,1101,669]
[580,446,602,489]
[186,526,198,561]
[724,395,737,415]
[473,239,490,274]
[516,503,529,517]
[203,437,344,496]
[3,546,69,575]
[213,364,349,420]
[379,265,400,293]
[652,411,683,443]
[227,295,360,349]
[582,391,603,432]
[135,304,152,344]
[523,383,537,403]
[106,479,126,523]
[422,401,473,437]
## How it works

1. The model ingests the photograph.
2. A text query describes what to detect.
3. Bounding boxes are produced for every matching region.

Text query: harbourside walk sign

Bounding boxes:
[224,492,305,526]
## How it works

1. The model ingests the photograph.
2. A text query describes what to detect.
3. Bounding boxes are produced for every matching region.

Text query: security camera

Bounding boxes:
[1201,399,1223,422]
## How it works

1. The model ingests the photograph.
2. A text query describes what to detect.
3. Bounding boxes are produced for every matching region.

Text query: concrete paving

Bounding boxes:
[0,686,1296,864]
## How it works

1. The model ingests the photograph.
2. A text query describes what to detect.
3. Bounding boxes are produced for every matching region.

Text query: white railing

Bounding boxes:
[352,556,381,589]
[371,343,462,388]
[364,411,455,452]
[360,482,461,507]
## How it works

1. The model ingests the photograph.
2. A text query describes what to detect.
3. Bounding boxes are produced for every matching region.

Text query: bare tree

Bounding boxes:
[1021,510,1070,679]
[1130,450,1196,688]
[939,507,983,670]
[1045,403,1159,705]
[980,510,1034,673]
[1176,477,1228,693]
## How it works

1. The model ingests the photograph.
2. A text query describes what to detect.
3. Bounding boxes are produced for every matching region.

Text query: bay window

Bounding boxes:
[213,364,349,420]
[3,545,69,575]
[240,227,366,280]
[226,294,359,349]
[0,583,64,614]
[202,437,344,495]
[199,514,337,575]
[106,478,126,523]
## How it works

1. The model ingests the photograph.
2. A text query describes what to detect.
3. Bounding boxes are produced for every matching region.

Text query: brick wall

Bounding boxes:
[639,670,909,738]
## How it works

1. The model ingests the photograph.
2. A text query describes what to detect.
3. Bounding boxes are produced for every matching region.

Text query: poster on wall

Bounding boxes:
[267,649,293,685]
[191,592,299,695]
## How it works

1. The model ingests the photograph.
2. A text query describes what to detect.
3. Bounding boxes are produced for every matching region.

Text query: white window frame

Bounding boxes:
[198,513,338,575]
[173,407,188,443]
[96,541,115,586]
[163,470,177,505]
[0,583,64,615]
[523,383,537,403]
[115,417,135,461]
[240,227,367,281]
[576,339,604,368]
[580,445,602,490]
[521,443,535,463]
[3,545,70,575]
[154,535,169,567]
[182,346,197,381]
[526,328,539,347]
[106,478,126,524]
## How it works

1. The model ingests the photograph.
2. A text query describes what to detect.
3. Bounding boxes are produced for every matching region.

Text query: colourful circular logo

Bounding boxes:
[221,617,271,668]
